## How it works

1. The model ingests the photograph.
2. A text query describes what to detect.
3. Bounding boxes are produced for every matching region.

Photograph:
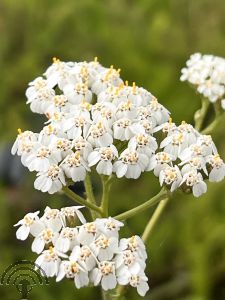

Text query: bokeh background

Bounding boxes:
[0,0,225,299]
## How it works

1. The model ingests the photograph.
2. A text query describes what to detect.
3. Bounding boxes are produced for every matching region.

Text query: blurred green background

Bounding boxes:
[0,0,225,299]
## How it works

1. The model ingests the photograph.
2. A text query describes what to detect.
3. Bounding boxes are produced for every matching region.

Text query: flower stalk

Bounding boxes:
[62,186,102,215]
[114,188,169,221]
[194,98,210,131]
[142,197,170,242]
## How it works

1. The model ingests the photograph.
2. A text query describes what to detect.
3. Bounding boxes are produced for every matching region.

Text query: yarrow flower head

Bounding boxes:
[11,57,225,199]
[15,206,149,297]
[180,53,225,108]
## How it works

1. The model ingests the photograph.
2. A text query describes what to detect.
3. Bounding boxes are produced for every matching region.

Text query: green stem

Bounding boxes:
[62,186,102,214]
[201,113,224,135]
[101,289,114,300]
[114,188,168,221]
[142,197,170,242]
[194,98,210,131]
[84,173,97,205]
[84,173,98,219]
[100,176,112,217]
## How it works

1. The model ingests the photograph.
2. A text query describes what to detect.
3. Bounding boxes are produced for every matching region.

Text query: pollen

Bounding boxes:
[17,128,22,135]
[52,57,60,63]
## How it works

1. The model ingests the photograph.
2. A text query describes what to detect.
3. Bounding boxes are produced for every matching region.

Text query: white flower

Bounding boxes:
[153,118,177,135]
[113,148,148,179]
[78,222,97,245]
[197,81,224,103]
[35,247,62,277]
[115,249,145,275]
[87,122,113,147]
[92,66,123,95]
[113,118,134,141]
[38,124,63,145]
[14,211,45,240]
[32,228,59,254]
[95,217,124,238]
[41,207,63,232]
[90,261,117,291]
[61,206,86,225]
[207,154,225,182]
[56,260,89,288]
[46,95,70,115]
[159,166,182,192]
[160,132,187,158]
[11,130,38,156]
[148,98,170,125]
[180,169,207,197]
[117,269,149,297]
[88,145,118,175]
[116,100,137,119]
[61,152,89,182]
[70,245,96,271]
[196,135,217,155]
[44,58,75,89]
[119,236,147,261]
[179,156,208,175]
[55,227,79,253]
[90,234,119,261]
[63,82,92,104]
[72,136,93,160]
[147,151,174,176]
[179,144,206,161]
[27,90,55,114]
[178,121,199,146]
[128,134,157,157]
[26,77,50,98]
[49,137,73,160]
[181,53,225,107]
[25,146,60,172]
[91,102,116,126]
[63,115,91,139]
[34,164,66,194]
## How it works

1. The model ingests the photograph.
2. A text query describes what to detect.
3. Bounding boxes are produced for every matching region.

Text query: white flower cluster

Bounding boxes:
[11,57,225,197]
[15,206,149,296]
[151,120,225,197]
[180,53,225,108]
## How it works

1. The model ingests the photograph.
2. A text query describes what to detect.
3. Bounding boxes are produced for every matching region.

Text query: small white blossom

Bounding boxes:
[90,234,119,261]
[56,259,89,288]
[34,164,66,194]
[207,154,225,182]
[91,261,117,291]
[147,151,174,176]
[117,269,149,297]
[32,228,59,254]
[159,166,182,192]
[35,247,63,277]
[113,148,148,179]
[70,245,96,271]
[14,211,44,240]
[61,152,89,182]
[88,145,118,175]
[180,169,207,197]
[55,227,79,253]
[61,206,86,225]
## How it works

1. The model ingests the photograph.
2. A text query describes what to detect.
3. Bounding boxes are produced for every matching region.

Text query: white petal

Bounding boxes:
[88,151,101,167]
[101,274,117,291]
[96,161,112,175]
[137,281,149,297]
[16,225,30,240]
[32,237,45,254]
